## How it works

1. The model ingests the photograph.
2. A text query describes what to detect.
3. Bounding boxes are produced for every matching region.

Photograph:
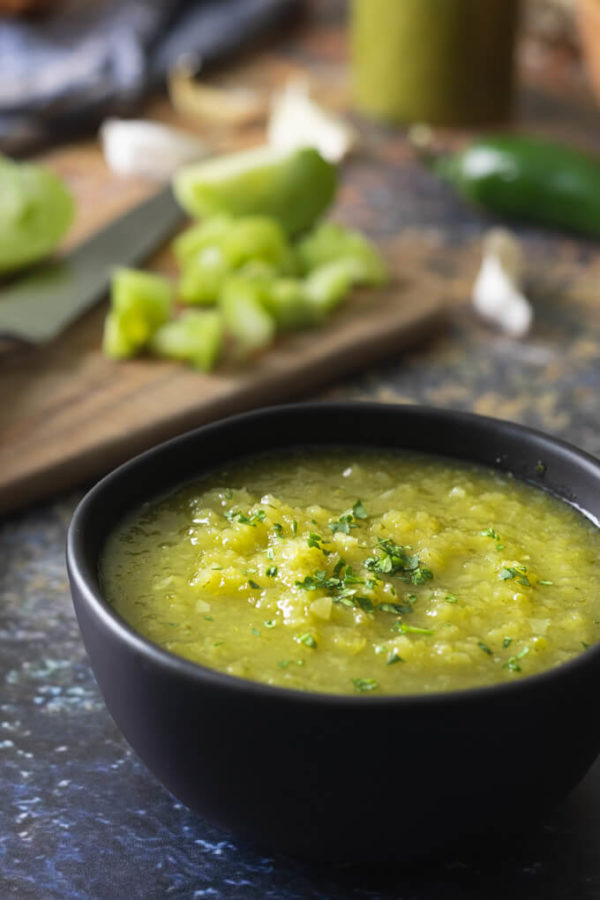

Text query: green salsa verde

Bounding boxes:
[101,449,600,695]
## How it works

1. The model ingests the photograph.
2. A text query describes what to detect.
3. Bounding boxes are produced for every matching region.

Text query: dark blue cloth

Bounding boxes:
[0,0,301,153]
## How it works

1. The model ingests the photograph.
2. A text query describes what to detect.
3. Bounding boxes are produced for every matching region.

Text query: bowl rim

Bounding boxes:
[67,401,600,709]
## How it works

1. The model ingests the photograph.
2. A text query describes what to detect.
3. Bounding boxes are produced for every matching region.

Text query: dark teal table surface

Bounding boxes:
[3,3,600,897]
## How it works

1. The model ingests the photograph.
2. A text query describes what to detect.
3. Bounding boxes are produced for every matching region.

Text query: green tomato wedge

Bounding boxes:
[219,276,276,353]
[103,268,173,359]
[220,216,295,272]
[150,311,223,371]
[304,258,356,317]
[173,146,337,236]
[0,155,74,275]
[172,215,233,267]
[296,222,388,285]
[179,246,230,305]
[262,278,316,330]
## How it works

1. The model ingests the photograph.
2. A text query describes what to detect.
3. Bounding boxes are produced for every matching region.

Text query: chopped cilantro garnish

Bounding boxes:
[496,544,504,551]
[295,633,317,649]
[292,519,298,536]
[536,461,547,475]
[499,566,530,586]
[227,508,266,527]
[478,641,493,656]
[204,615,214,621]
[537,580,553,586]
[582,641,591,650]
[353,500,368,519]
[264,620,277,629]
[352,677,378,693]
[503,637,512,648]
[386,652,404,666]
[445,593,458,604]
[481,527,501,540]
[503,657,521,672]
[307,532,330,554]
[273,523,283,536]
[266,548,275,560]
[378,600,414,615]
[365,537,433,585]
[251,627,260,637]
[395,623,435,636]
[224,488,233,500]
[213,641,224,647]
[277,659,290,669]
[248,580,261,590]
[328,513,356,535]
[266,566,278,577]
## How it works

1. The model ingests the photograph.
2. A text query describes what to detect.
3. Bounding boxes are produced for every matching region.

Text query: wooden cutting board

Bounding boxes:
[0,247,445,513]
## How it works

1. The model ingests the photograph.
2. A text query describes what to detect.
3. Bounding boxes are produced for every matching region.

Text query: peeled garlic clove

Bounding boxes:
[100,118,206,181]
[472,228,533,338]
[267,78,357,163]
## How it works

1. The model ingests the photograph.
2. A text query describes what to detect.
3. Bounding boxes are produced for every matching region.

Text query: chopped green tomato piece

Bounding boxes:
[150,310,223,371]
[220,277,276,353]
[178,246,230,305]
[221,216,295,272]
[103,268,173,359]
[0,156,74,275]
[172,215,233,267]
[303,259,355,317]
[262,278,316,330]
[296,222,388,285]
[173,146,337,236]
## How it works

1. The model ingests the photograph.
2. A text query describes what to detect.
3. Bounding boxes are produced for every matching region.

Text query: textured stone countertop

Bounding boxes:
[3,4,600,898]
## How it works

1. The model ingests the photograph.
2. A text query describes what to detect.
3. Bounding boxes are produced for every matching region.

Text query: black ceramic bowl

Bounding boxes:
[67,403,600,862]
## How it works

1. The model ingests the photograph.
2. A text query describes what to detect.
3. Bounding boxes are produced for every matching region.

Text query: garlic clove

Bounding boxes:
[267,78,357,163]
[472,228,533,338]
[100,118,206,181]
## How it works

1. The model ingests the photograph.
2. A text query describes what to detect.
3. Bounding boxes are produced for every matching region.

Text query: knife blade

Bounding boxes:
[0,184,184,344]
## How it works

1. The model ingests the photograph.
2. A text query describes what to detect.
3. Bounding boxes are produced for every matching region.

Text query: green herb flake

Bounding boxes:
[503,657,521,672]
[264,620,277,629]
[277,659,290,669]
[307,532,330,554]
[582,641,591,650]
[224,488,233,499]
[496,544,504,552]
[266,548,275,560]
[204,615,214,621]
[352,499,368,520]
[386,652,404,666]
[503,637,512,649]
[445,593,458,604]
[397,623,435,636]
[365,537,433,586]
[478,641,493,656]
[251,627,261,637]
[536,460,547,476]
[292,519,298,537]
[213,641,224,647]
[516,646,530,660]
[248,580,261,590]
[481,527,501,540]
[537,580,553,586]
[498,566,530,587]
[296,659,305,667]
[266,566,278,578]
[273,523,283,536]
[295,633,317,649]
[352,677,379,693]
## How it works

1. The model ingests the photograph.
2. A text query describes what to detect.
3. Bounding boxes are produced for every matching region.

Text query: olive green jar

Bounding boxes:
[351,0,520,126]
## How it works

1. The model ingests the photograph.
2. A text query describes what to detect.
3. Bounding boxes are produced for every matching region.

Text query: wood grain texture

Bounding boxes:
[0,251,446,513]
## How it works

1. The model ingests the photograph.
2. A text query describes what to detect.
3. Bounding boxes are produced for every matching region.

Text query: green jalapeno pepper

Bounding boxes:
[434,134,600,238]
